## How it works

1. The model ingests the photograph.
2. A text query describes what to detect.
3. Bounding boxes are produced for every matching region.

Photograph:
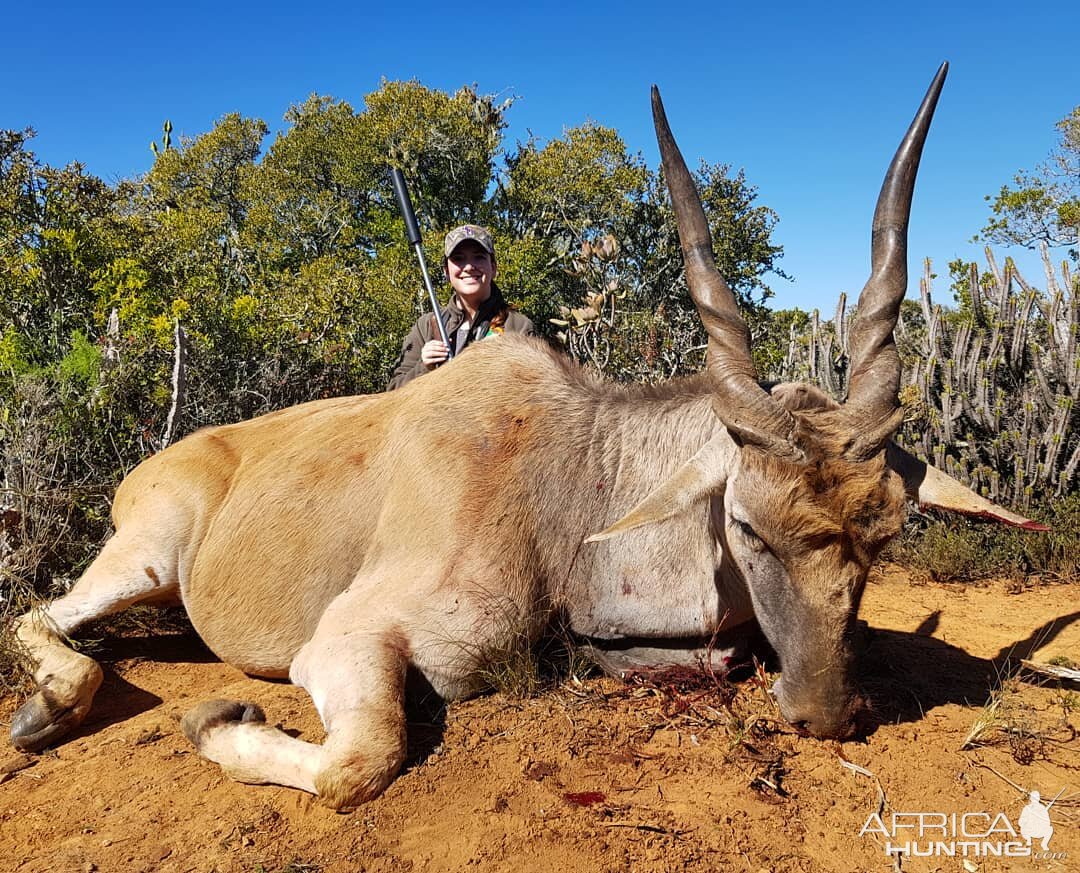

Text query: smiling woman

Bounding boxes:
[387,224,536,390]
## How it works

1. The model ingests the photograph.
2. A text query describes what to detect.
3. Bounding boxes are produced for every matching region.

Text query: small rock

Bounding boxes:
[524,761,556,781]
[134,726,165,746]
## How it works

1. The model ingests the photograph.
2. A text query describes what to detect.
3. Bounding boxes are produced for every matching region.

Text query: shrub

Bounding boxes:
[887,492,1080,583]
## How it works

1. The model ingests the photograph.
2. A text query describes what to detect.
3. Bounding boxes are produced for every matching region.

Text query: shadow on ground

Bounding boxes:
[858,608,1080,728]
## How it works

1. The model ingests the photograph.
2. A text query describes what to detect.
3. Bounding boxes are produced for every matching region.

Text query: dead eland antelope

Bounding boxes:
[9,63,1043,809]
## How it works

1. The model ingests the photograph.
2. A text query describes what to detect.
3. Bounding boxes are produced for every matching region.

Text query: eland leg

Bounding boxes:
[181,611,410,810]
[10,528,181,752]
[178,573,522,808]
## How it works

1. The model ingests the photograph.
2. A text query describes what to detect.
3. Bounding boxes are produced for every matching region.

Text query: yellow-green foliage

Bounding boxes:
[505,123,648,237]
[0,326,29,376]
[56,331,101,387]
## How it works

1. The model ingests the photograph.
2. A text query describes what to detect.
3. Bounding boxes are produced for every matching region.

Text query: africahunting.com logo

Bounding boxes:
[860,788,1069,860]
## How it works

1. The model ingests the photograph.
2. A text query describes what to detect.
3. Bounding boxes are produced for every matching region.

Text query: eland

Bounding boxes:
[9,63,1042,809]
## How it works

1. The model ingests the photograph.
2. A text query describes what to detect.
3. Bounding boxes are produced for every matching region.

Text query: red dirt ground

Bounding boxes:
[1,565,1077,872]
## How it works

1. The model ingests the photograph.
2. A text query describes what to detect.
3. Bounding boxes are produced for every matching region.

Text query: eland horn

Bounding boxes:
[652,86,800,459]
[844,62,948,457]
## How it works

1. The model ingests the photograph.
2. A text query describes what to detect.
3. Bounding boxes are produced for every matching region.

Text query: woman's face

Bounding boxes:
[445,240,496,306]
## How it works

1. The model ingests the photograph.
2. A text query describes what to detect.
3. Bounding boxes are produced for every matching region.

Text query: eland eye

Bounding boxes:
[734,519,758,540]
[730,518,773,553]
[730,517,770,554]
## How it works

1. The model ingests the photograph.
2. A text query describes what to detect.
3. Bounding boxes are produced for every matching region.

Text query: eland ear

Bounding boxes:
[585,433,732,543]
[885,442,1049,530]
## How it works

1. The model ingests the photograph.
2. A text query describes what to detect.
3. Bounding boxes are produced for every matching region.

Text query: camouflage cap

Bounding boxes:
[443,224,496,259]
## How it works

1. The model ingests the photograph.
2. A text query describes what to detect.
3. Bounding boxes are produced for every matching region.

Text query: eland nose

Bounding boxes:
[782,692,868,740]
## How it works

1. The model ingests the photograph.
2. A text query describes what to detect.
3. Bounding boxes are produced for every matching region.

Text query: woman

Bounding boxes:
[387,224,535,390]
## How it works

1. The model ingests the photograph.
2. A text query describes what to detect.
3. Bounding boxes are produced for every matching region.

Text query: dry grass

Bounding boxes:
[961,667,1079,767]
[0,571,39,697]
[474,623,596,700]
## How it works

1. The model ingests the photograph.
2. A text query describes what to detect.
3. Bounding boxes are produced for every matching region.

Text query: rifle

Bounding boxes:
[389,167,453,359]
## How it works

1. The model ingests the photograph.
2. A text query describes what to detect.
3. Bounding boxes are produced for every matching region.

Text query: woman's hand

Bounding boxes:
[420,340,450,367]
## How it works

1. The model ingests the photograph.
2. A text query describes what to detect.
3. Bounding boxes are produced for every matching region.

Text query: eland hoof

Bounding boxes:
[181,699,266,750]
[11,688,84,752]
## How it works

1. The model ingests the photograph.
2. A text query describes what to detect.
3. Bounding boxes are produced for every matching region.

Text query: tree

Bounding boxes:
[243,95,372,270]
[363,81,511,231]
[503,122,648,243]
[500,122,650,337]
[502,122,787,380]
[0,129,131,374]
[979,106,1080,264]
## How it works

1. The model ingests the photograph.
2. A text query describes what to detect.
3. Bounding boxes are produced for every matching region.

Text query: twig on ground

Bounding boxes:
[0,754,36,785]
[838,753,898,872]
[1020,658,1080,686]
[973,761,1026,796]
[604,821,691,837]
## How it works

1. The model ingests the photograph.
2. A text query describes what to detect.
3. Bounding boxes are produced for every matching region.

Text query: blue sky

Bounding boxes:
[5,1,1077,313]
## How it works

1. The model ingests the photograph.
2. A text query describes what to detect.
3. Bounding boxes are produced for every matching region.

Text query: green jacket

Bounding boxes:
[387,286,536,390]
